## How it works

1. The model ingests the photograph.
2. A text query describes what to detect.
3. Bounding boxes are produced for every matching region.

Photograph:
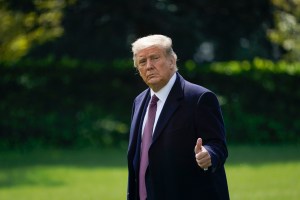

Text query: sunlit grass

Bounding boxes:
[0,167,127,200]
[0,149,128,200]
[227,145,300,200]
[227,162,300,199]
[0,145,299,200]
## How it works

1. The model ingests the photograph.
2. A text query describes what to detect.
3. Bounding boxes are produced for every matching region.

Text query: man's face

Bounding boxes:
[136,46,176,92]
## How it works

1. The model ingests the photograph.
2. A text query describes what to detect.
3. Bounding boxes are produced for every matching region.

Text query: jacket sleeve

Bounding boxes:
[195,91,228,173]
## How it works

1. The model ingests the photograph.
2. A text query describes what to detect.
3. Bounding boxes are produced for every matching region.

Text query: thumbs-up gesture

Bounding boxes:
[194,138,211,170]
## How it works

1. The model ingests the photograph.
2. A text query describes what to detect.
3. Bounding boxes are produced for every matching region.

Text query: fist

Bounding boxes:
[194,138,211,170]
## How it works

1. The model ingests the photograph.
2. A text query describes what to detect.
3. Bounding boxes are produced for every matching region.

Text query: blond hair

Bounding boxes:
[131,34,177,68]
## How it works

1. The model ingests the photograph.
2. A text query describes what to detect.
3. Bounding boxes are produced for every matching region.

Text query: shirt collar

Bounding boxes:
[150,73,176,103]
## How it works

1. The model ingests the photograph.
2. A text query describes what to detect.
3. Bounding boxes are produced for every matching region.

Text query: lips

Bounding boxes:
[147,74,155,79]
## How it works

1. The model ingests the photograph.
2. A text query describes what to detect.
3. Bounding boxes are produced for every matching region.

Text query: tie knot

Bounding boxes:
[150,95,159,105]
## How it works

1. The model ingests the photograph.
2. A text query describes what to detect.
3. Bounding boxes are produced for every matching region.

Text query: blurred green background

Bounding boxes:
[0,0,300,199]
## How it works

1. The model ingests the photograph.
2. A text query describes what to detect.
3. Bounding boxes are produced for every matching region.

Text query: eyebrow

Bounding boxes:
[138,52,161,58]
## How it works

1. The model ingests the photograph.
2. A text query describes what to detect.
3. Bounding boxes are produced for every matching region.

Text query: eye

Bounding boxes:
[151,55,160,61]
[138,59,146,66]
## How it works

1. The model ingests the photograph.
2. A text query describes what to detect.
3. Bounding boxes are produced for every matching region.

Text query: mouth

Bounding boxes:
[147,74,155,79]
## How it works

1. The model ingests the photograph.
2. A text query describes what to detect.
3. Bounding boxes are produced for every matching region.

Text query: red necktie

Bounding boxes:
[139,95,159,200]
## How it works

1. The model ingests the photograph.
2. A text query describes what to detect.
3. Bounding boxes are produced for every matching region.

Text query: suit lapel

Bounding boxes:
[152,73,184,144]
[128,90,151,176]
[128,90,150,153]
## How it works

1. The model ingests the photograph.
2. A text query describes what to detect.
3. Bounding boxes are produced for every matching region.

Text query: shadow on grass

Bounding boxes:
[0,145,299,188]
[0,171,65,188]
[0,148,127,188]
[226,144,300,165]
[1,145,300,169]
[0,148,128,169]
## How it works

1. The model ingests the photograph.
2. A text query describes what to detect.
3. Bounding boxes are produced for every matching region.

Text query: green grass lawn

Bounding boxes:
[0,145,299,200]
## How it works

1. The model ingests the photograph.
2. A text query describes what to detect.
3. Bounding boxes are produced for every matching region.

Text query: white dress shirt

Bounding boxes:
[142,73,177,136]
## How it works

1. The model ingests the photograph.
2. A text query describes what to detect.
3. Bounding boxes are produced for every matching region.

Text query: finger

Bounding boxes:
[194,138,202,154]
[196,150,207,161]
[196,149,212,169]
[196,151,208,162]
[196,156,210,168]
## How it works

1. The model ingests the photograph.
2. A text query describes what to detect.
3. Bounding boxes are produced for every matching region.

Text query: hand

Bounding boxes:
[194,138,212,170]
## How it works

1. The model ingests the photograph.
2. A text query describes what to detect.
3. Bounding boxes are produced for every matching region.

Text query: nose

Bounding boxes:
[145,59,153,70]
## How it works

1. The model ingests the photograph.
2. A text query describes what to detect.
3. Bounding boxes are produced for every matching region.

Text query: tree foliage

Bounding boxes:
[0,0,75,62]
[27,0,275,62]
[8,0,300,62]
[1,58,299,149]
[4,0,300,62]
[268,0,300,61]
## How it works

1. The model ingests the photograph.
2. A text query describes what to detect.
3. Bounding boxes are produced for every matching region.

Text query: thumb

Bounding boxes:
[194,138,203,154]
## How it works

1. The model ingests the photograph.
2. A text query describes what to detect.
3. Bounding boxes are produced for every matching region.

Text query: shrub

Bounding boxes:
[0,57,299,149]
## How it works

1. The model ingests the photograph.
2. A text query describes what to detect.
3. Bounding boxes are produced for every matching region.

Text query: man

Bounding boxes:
[127,34,229,200]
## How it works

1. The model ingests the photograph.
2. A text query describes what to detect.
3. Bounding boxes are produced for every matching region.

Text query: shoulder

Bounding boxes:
[185,80,210,94]
[179,75,219,106]
[134,88,150,103]
[181,76,212,97]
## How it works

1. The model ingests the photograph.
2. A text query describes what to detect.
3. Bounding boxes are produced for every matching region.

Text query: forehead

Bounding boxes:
[136,46,165,58]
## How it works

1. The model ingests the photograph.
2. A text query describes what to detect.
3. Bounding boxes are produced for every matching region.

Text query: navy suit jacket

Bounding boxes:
[127,73,229,200]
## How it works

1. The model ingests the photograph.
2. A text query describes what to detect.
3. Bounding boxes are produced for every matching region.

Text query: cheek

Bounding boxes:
[157,67,171,78]
[139,71,147,81]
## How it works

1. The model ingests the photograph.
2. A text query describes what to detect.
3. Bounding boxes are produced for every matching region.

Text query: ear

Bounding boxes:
[168,56,176,68]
